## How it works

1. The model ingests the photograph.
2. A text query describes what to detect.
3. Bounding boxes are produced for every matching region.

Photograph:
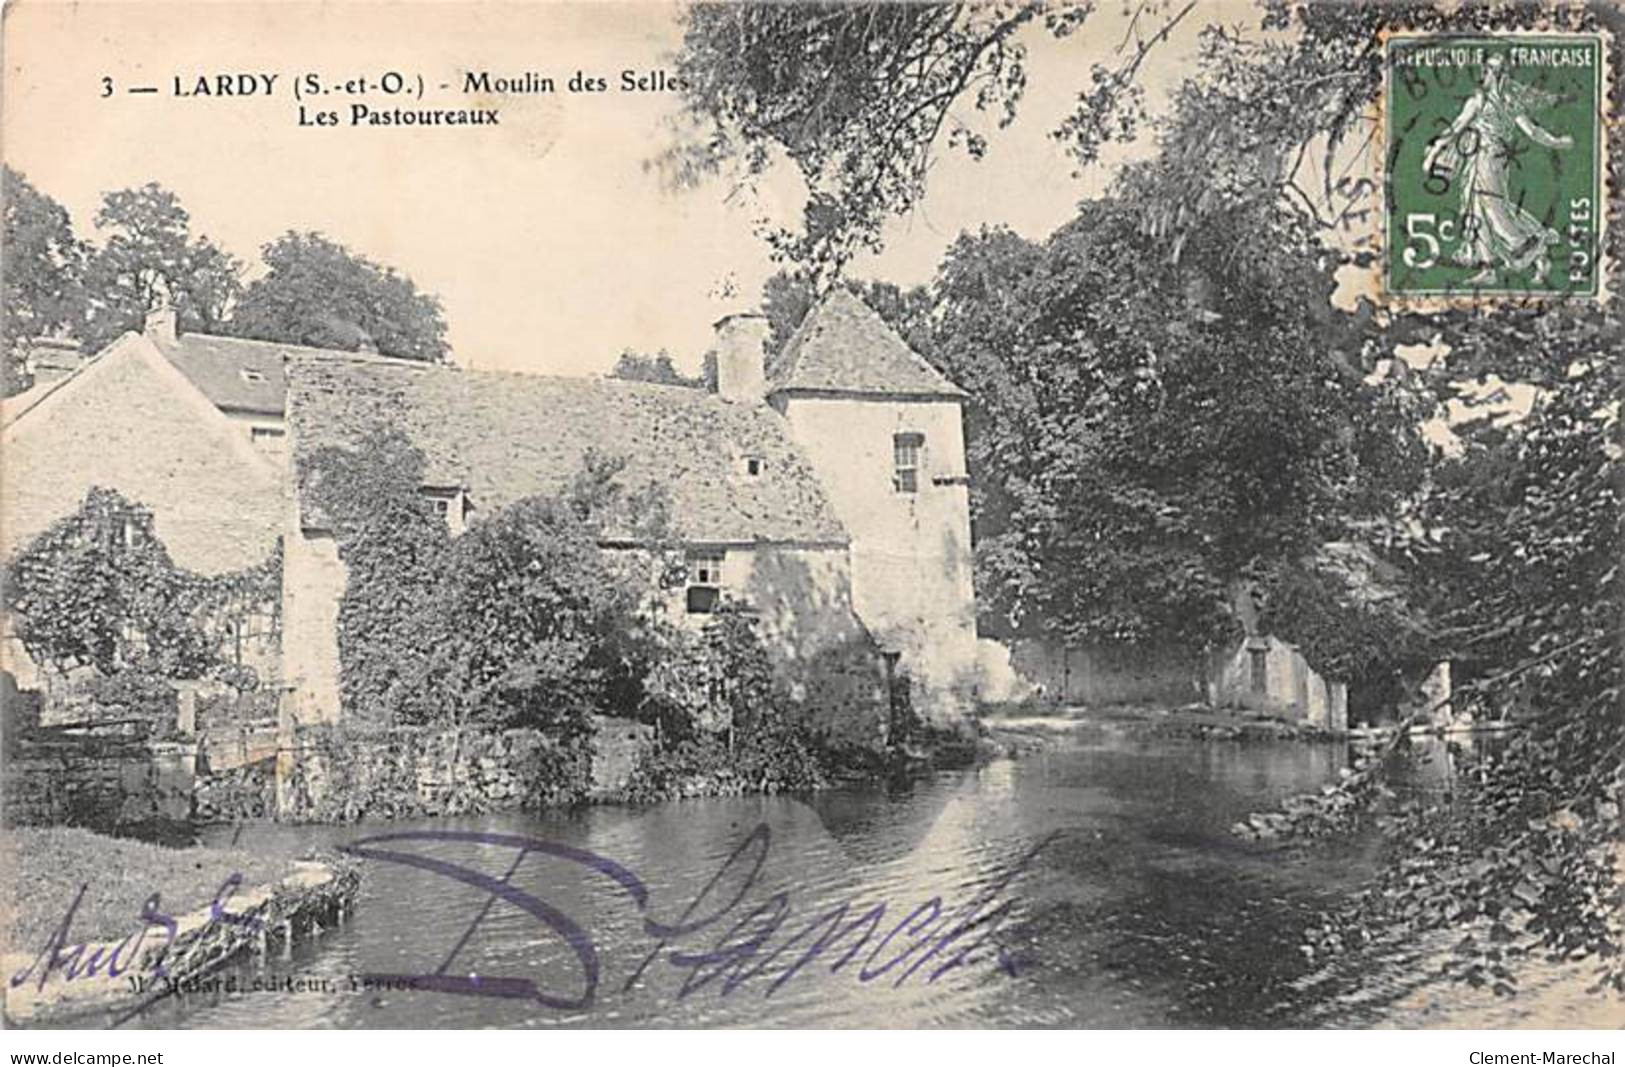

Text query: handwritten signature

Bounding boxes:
[341,824,1054,1009]
[12,824,1052,1026]
[9,872,262,993]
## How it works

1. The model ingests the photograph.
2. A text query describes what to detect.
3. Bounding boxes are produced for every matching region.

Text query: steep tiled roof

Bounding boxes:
[157,333,344,415]
[769,289,966,399]
[286,354,849,545]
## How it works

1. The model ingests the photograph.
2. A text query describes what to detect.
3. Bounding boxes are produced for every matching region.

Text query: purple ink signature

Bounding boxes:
[10,872,262,994]
[18,824,1050,1028]
[340,823,1054,1010]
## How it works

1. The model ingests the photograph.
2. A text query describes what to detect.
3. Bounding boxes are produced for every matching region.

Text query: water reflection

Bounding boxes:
[130,732,1483,1028]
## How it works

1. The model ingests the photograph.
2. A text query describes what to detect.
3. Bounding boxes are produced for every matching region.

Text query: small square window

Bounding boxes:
[420,488,467,534]
[893,432,924,494]
[744,455,764,477]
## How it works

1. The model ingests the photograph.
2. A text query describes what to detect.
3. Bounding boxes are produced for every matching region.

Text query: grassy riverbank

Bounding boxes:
[3,826,295,948]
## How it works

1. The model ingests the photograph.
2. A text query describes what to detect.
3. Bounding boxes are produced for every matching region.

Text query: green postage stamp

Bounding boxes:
[1384,32,1606,300]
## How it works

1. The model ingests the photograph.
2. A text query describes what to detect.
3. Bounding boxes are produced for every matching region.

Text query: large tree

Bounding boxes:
[920,199,1426,653]
[232,231,449,362]
[664,2,1098,276]
[2,167,88,394]
[80,183,242,351]
[664,2,1211,275]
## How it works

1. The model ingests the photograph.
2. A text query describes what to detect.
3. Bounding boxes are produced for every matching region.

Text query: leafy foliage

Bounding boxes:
[2,176,450,372]
[607,349,705,389]
[232,231,449,362]
[665,2,1078,275]
[623,604,827,802]
[80,183,242,352]
[300,431,686,798]
[3,487,281,686]
[1289,356,1623,995]
[2,166,88,395]
[1174,0,1625,999]
[1254,545,1433,722]
[918,204,1423,653]
[668,2,1228,275]
[300,431,835,806]
[301,430,449,724]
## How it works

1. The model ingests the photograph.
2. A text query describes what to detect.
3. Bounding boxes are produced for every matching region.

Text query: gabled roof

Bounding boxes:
[286,354,850,546]
[2,331,353,425]
[155,333,334,415]
[768,289,965,400]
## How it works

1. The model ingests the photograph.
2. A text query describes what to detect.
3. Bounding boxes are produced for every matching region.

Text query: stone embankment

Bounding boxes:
[3,857,359,1027]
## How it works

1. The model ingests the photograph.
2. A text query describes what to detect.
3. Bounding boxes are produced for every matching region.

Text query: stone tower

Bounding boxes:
[765,290,978,722]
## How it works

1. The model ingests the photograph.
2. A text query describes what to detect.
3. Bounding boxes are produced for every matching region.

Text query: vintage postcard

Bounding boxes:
[1,0,1621,1047]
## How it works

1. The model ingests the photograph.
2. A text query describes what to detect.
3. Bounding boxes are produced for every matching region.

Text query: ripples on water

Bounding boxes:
[134,732,1480,1028]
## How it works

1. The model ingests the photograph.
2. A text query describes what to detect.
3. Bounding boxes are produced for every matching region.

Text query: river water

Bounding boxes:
[155,731,1436,1028]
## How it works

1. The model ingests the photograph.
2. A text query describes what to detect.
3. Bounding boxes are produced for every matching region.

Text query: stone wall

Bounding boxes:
[194,755,277,823]
[3,737,197,830]
[279,526,346,727]
[589,715,656,797]
[740,546,891,751]
[274,715,654,821]
[1007,638,1206,707]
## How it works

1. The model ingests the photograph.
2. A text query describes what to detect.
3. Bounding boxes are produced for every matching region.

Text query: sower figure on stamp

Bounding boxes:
[1423,53,1574,287]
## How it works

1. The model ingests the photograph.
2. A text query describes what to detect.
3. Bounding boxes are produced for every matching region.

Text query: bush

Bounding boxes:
[621,605,828,802]
[304,434,679,787]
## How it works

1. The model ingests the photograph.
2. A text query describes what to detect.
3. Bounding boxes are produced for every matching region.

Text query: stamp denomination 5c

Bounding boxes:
[1384,33,1605,300]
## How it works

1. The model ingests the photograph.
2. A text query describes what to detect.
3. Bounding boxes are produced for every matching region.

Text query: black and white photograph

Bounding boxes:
[0,0,1620,1046]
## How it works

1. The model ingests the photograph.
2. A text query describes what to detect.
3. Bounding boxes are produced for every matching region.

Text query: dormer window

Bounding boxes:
[421,487,468,535]
[685,548,726,614]
[893,432,924,493]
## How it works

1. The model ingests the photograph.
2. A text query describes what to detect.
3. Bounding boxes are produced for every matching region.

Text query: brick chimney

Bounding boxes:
[26,336,86,384]
[144,302,178,345]
[712,313,769,403]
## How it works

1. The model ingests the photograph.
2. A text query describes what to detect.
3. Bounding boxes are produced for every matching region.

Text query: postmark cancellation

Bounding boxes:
[1382,30,1608,303]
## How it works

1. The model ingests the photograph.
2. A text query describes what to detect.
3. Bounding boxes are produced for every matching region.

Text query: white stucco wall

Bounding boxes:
[1209,634,1348,732]
[775,394,979,721]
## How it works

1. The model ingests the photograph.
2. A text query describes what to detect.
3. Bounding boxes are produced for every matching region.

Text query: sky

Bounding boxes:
[1,0,1221,378]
